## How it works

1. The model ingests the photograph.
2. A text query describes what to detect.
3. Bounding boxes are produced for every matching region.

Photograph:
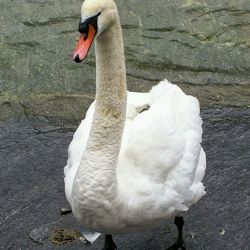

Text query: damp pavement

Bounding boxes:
[0,108,249,250]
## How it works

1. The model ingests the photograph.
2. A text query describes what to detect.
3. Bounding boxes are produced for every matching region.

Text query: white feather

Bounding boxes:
[64,80,206,233]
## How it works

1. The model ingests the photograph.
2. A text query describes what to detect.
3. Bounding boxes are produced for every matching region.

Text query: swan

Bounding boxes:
[64,0,206,249]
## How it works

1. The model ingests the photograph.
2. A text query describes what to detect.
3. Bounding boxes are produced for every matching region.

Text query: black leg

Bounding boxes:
[102,234,117,250]
[166,216,186,250]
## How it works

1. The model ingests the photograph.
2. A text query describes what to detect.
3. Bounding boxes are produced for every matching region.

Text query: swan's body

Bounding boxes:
[65,81,206,233]
[64,0,206,247]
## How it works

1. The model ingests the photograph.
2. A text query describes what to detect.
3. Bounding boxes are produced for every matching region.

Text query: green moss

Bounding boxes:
[0,85,249,122]
[50,229,81,245]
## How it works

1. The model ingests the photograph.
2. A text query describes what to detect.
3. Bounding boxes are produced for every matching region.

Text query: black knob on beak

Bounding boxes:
[79,21,88,34]
[78,12,101,36]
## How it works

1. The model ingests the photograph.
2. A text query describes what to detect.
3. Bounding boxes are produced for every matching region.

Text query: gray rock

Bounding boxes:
[0,0,250,121]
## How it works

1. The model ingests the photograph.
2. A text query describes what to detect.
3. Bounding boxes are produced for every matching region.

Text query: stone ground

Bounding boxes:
[1,108,249,250]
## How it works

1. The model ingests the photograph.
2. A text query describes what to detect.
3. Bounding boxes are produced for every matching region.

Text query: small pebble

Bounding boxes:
[219,229,225,236]
[60,208,72,215]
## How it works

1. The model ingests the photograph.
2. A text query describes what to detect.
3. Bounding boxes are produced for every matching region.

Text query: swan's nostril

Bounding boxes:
[74,54,82,63]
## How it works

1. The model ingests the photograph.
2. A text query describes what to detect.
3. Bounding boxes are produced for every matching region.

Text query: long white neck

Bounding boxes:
[73,11,126,208]
[88,15,126,155]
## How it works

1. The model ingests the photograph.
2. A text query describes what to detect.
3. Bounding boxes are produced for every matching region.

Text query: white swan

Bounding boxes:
[64,0,206,249]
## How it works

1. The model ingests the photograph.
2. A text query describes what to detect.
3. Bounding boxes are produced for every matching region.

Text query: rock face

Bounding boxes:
[0,0,250,120]
[121,0,250,86]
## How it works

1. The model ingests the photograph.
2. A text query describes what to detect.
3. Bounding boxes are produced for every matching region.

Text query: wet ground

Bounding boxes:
[1,108,249,250]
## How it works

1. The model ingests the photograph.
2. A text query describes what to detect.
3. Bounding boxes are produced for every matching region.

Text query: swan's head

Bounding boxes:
[72,0,117,63]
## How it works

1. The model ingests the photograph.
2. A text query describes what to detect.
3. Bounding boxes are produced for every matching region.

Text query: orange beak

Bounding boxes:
[72,24,97,63]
